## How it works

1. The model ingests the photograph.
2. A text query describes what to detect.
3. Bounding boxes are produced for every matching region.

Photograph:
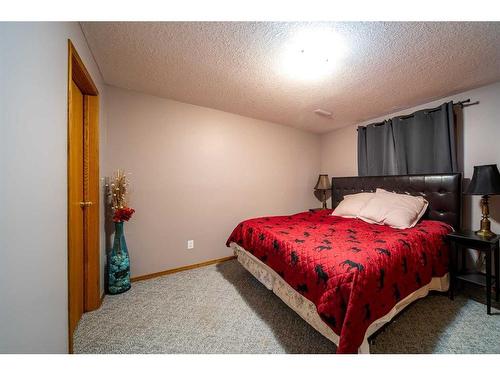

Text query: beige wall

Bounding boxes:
[104,86,321,278]
[320,81,500,235]
[0,22,106,353]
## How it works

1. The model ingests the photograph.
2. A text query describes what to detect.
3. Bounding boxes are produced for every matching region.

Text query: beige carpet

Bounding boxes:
[74,260,500,354]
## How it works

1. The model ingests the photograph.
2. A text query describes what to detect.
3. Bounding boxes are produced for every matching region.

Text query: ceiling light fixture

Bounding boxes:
[279,27,347,81]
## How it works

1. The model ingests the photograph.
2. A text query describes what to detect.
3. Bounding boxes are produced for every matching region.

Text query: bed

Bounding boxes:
[226,173,461,354]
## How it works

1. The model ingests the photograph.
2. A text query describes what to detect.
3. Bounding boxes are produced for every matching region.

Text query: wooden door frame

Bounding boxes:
[67,40,100,353]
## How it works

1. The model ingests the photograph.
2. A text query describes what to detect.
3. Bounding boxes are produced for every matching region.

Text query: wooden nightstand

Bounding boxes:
[447,230,499,314]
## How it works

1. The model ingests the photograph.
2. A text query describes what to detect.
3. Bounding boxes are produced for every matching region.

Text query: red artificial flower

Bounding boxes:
[113,207,135,222]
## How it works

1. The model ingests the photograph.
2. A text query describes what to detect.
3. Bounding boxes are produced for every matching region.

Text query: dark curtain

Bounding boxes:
[358,120,398,176]
[357,101,458,176]
[392,102,458,174]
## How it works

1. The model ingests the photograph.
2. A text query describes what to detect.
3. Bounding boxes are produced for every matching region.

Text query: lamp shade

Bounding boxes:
[465,164,500,195]
[314,174,331,190]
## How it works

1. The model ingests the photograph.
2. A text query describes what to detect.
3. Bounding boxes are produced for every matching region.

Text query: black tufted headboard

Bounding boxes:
[331,173,462,229]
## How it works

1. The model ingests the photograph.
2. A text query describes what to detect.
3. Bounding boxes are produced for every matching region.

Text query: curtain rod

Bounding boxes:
[357,99,479,130]
[455,98,480,108]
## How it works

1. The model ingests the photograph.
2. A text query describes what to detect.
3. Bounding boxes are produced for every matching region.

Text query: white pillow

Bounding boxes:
[357,188,428,229]
[331,192,375,218]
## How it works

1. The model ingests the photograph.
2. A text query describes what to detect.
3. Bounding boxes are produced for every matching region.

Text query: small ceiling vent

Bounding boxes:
[313,109,333,118]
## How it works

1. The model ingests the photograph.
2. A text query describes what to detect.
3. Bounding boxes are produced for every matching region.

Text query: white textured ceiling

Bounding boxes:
[81,22,500,133]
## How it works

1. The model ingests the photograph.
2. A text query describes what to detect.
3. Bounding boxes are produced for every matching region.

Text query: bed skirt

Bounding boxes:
[230,242,449,354]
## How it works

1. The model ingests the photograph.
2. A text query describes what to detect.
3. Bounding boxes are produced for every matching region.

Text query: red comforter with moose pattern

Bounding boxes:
[226,210,452,354]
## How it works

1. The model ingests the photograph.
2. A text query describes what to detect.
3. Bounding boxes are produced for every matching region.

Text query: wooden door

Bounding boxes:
[68,80,85,336]
[67,40,100,353]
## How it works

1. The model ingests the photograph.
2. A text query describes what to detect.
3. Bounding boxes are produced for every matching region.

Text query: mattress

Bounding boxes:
[226,210,452,353]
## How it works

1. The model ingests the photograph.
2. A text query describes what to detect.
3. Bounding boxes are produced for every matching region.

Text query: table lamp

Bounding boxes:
[314,174,331,209]
[465,164,500,237]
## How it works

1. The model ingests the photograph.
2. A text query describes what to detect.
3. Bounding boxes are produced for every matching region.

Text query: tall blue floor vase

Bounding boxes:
[107,221,131,294]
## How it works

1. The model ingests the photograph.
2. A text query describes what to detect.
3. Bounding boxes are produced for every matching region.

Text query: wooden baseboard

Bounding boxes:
[130,255,237,283]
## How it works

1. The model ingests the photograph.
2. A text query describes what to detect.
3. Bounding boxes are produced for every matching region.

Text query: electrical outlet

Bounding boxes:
[187,240,194,249]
